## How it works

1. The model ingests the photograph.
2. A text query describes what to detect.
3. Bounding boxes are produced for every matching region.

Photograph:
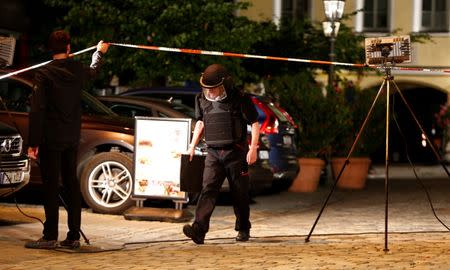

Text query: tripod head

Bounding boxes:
[380,44,393,58]
[365,35,411,76]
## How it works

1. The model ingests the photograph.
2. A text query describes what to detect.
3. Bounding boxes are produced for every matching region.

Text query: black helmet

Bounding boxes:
[199,64,228,88]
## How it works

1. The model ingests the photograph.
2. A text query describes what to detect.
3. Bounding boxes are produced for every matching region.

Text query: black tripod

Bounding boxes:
[305,63,450,252]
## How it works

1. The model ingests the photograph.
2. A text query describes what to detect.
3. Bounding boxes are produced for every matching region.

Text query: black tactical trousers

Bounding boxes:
[194,145,251,234]
[39,143,81,241]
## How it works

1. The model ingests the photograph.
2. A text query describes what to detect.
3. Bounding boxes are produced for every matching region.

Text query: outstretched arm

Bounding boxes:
[89,40,109,75]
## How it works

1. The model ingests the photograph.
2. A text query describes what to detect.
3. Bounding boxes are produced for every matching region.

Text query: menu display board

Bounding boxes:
[133,117,191,200]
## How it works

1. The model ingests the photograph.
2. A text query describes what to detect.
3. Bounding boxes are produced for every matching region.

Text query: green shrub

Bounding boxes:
[265,72,351,158]
[332,80,386,157]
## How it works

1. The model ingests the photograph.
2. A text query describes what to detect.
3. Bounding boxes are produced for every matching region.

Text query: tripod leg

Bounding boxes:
[383,80,391,252]
[305,79,387,243]
[391,80,450,177]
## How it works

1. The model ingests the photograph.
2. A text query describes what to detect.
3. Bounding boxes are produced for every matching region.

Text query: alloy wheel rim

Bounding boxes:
[88,160,132,208]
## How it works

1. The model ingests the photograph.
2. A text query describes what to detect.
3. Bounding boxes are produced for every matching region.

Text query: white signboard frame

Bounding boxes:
[133,117,191,201]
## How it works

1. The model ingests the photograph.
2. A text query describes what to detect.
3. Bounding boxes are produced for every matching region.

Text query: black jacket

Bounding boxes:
[28,51,104,147]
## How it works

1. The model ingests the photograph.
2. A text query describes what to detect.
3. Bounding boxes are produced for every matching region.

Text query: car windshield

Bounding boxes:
[168,102,196,118]
[264,101,288,122]
[81,91,117,116]
[0,74,116,117]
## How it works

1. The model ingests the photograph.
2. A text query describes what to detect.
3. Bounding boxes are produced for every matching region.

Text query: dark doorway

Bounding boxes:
[371,87,447,164]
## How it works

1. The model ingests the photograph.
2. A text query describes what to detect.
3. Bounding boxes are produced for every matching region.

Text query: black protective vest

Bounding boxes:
[200,95,243,147]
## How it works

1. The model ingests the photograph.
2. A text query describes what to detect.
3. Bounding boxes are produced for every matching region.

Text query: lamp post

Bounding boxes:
[322,0,345,90]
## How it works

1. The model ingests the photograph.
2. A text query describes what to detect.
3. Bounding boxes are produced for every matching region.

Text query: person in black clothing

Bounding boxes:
[25,30,109,249]
[183,64,260,244]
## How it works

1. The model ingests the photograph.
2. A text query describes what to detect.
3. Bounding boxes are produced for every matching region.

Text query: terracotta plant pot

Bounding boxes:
[289,158,325,192]
[331,157,371,189]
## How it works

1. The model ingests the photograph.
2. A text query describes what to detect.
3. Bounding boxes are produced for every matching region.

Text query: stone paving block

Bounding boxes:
[1,178,450,269]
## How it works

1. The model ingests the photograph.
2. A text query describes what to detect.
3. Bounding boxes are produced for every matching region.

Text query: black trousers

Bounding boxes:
[39,143,81,241]
[194,145,251,233]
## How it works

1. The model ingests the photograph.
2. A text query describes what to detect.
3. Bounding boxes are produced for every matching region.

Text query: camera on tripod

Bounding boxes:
[364,35,411,65]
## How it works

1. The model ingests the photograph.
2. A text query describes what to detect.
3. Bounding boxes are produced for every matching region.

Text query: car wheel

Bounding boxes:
[80,152,134,214]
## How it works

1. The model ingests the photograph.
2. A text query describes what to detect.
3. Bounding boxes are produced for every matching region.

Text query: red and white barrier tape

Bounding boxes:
[109,43,450,75]
[2,42,450,81]
[109,42,366,68]
[389,66,450,74]
[0,46,97,80]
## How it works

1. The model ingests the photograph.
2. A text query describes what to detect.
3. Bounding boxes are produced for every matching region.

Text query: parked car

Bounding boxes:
[0,71,136,214]
[0,121,30,197]
[119,87,299,187]
[98,95,197,124]
[97,95,274,194]
[120,87,199,107]
[251,95,298,183]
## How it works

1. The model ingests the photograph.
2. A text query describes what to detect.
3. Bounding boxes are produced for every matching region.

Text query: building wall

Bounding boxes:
[238,0,273,22]
[244,0,450,95]
[244,0,450,161]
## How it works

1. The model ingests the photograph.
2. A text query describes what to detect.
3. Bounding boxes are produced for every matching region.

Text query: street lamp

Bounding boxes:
[322,0,345,89]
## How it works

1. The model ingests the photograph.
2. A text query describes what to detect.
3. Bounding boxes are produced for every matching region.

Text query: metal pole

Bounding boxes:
[328,21,336,89]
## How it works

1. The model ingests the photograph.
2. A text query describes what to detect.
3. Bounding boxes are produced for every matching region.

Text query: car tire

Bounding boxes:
[80,152,134,214]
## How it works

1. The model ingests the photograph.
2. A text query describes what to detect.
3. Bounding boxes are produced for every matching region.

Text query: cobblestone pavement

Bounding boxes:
[1,177,450,269]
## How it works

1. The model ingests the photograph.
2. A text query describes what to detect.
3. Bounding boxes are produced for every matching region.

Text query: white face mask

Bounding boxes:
[203,85,227,102]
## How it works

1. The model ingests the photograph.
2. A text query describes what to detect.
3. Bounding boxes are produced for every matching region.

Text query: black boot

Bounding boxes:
[24,237,57,249]
[183,224,205,244]
[236,231,250,242]
[59,238,81,249]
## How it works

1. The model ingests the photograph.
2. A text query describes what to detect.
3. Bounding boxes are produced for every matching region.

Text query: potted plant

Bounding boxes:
[331,80,386,189]
[265,72,351,192]
[433,103,450,158]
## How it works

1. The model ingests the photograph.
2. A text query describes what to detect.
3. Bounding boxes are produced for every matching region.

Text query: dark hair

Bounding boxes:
[48,30,70,54]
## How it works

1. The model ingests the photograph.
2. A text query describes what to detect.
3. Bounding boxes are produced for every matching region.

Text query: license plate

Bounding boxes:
[258,150,269,160]
[0,171,23,184]
[283,135,292,145]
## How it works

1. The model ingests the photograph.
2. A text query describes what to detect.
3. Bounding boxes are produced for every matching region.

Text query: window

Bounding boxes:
[281,0,309,20]
[80,91,115,116]
[168,103,196,119]
[0,78,31,113]
[109,104,152,118]
[363,0,389,32]
[156,111,170,118]
[421,0,448,32]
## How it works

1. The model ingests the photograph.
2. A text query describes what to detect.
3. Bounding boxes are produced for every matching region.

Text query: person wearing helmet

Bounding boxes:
[183,64,260,244]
